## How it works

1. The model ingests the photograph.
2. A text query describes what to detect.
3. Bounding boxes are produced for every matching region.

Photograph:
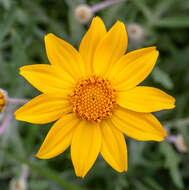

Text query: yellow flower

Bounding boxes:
[0,89,7,113]
[15,17,175,177]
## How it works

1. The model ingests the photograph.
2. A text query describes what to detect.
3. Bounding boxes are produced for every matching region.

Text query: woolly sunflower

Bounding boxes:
[0,89,7,113]
[15,17,175,177]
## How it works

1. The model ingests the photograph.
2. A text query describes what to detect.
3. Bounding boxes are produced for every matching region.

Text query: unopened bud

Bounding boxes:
[127,23,144,46]
[75,5,93,24]
[175,135,187,153]
[10,178,27,190]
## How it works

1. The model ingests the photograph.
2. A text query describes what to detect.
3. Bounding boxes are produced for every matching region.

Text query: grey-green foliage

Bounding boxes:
[0,0,189,189]
[160,142,184,189]
[152,67,174,90]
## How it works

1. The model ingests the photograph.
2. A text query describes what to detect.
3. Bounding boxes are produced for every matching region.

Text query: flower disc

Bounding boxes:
[71,76,116,122]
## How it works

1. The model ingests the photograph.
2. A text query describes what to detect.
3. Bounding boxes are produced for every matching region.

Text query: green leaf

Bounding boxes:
[129,141,146,166]
[64,0,86,45]
[0,4,17,42]
[134,180,152,190]
[102,1,126,27]
[152,67,174,89]
[132,0,154,22]
[154,0,177,18]
[67,7,85,46]
[0,0,12,10]
[155,17,189,28]
[0,146,86,190]
[160,142,184,189]
[144,177,164,190]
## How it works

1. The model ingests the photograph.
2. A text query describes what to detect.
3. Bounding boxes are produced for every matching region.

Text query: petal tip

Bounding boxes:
[36,152,41,159]
[19,66,27,72]
[165,95,176,110]
[147,47,159,55]
[171,96,176,104]
[157,136,166,142]
[74,169,88,178]
[163,130,168,138]
[116,20,126,29]
[19,69,24,76]
[115,20,124,24]
[44,33,57,45]
[89,16,106,33]
[45,33,54,40]
[110,20,125,31]
[150,46,157,51]
[36,149,53,159]
[19,69,29,80]
[154,49,159,55]
[14,113,19,120]
[170,103,176,110]
[36,150,48,159]
[92,16,103,22]
[75,174,85,178]
[117,166,128,173]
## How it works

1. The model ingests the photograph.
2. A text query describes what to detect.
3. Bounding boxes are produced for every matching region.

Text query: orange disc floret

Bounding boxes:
[71,76,117,122]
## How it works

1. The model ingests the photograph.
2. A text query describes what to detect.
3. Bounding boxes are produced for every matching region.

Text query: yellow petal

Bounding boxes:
[118,86,176,112]
[100,120,127,172]
[20,64,74,96]
[111,106,167,141]
[36,114,80,159]
[45,33,85,79]
[79,17,107,75]
[93,21,128,75]
[15,94,72,124]
[71,121,101,178]
[109,47,158,91]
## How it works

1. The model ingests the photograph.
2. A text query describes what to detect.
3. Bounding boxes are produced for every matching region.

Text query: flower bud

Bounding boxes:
[10,178,27,190]
[175,135,187,153]
[74,5,93,24]
[127,23,144,46]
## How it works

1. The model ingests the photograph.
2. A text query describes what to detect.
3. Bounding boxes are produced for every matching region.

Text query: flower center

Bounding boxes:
[71,76,117,122]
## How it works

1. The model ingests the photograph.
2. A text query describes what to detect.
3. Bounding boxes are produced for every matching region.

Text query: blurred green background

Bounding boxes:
[0,0,189,189]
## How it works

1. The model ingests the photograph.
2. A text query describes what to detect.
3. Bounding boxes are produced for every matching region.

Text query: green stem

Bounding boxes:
[164,118,189,128]
[132,0,155,23]
[0,146,85,190]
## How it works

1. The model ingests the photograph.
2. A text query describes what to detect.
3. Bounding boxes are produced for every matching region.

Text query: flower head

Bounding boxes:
[15,17,175,178]
[127,23,144,42]
[10,178,27,190]
[0,89,7,113]
[75,5,93,24]
[175,135,187,153]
